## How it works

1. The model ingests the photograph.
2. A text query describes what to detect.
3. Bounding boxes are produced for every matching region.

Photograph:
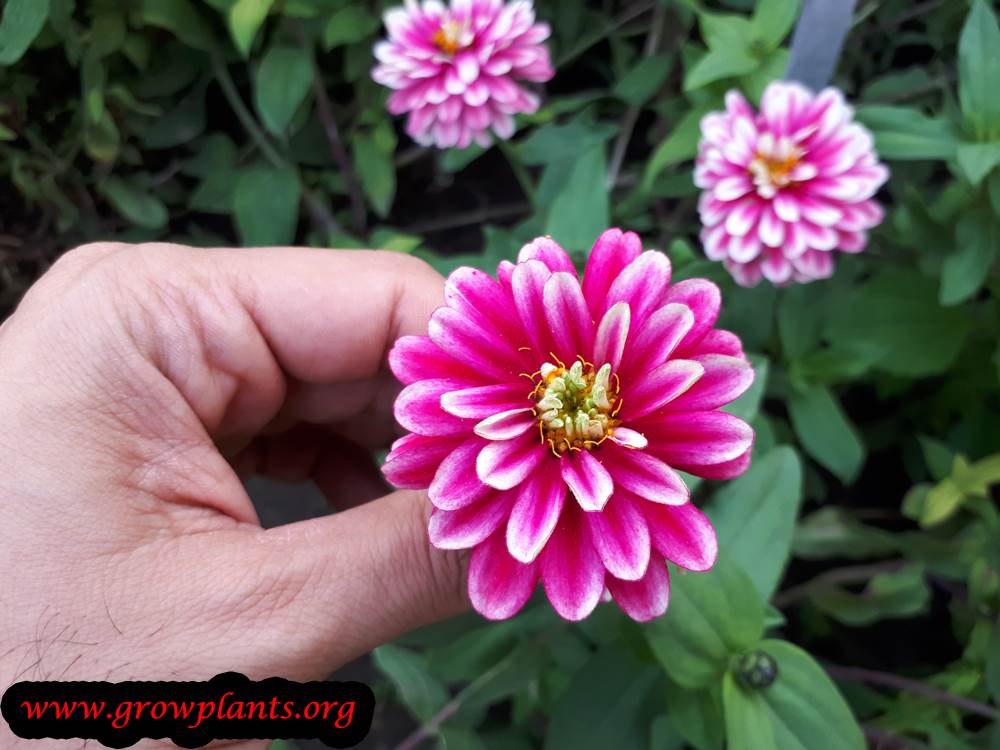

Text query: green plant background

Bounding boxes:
[2,0,1000,748]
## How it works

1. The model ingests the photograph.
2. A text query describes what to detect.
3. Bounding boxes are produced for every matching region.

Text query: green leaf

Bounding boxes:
[792,507,898,561]
[723,354,768,423]
[139,0,214,51]
[644,555,765,689]
[254,45,313,135]
[613,54,673,106]
[544,644,660,750]
[144,79,207,149]
[516,120,617,166]
[229,0,274,57]
[940,211,999,305]
[787,385,865,484]
[956,141,1000,186]
[987,623,1000,703]
[233,165,301,246]
[98,177,169,230]
[642,103,713,188]
[684,47,759,91]
[352,124,397,218]
[778,285,824,360]
[722,672,776,750]
[988,170,1000,218]
[855,105,959,161]
[750,0,800,50]
[0,0,50,65]
[706,447,803,599]
[753,640,866,750]
[812,564,930,626]
[958,0,1000,140]
[664,681,724,750]
[541,144,609,251]
[372,644,448,724]
[825,269,975,377]
[323,5,379,50]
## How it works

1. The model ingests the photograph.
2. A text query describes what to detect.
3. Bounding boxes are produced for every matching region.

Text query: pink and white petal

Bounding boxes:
[643,500,718,571]
[602,446,689,505]
[469,530,539,620]
[544,271,595,363]
[474,407,536,440]
[429,307,523,381]
[760,249,794,285]
[603,250,672,326]
[429,436,492,510]
[620,303,695,380]
[477,434,548,490]
[540,503,605,621]
[674,445,753,480]
[608,559,670,622]
[587,492,650,581]
[665,354,755,412]
[561,450,614,511]
[506,462,566,563]
[442,382,528,419]
[389,335,480,385]
[518,236,575,274]
[395,378,471,436]
[642,411,754,466]
[429,490,514,549]
[383,433,464,489]
[689,328,745,358]
[664,279,721,357]
[582,228,643,316]
[445,266,522,342]
[624,360,705,420]
[609,427,647,449]
[511,259,555,357]
[592,302,630,372]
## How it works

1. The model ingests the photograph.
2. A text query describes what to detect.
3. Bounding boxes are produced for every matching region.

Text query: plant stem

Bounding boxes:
[555,0,656,68]
[824,663,1000,721]
[405,201,530,234]
[295,26,367,235]
[772,559,908,608]
[607,2,666,190]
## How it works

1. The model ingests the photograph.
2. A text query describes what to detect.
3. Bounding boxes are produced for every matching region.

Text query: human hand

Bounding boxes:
[0,243,468,745]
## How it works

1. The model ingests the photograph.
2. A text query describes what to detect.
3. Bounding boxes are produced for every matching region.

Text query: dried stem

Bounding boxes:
[824,663,1000,721]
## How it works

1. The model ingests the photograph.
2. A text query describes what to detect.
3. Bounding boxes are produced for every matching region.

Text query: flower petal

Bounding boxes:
[474,407,536,440]
[429,491,514,549]
[602,447,689,505]
[477,434,547,490]
[561,450,614,511]
[592,302,630,372]
[642,411,754,466]
[383,433,463,489]
[506,462,566,563]
[518,236,575,273]
[441,382,529,419]
[603,250,672,326]
[444,266,522,342]
[469,530,538,620]
[429,307,522,381]
[664,279,721,356]
[582,228,643,316]
[665,354,754,412]
[395,378,471,436]
[389,335,479,385]
[540,503,605,621]
[511,259,554,357]
[544,271,595,363]
[624,359,705,420]
[677,445,753,480]
[609,427,647,449]
[429,436,492,509]
[608,560,670,622]
[587,492,650,580]
[643,500,718,571]
[620,303,695,380]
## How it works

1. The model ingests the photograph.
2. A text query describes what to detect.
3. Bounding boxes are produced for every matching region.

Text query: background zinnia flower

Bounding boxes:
[383,229,755,622]
[371,0,554,149]
[695,81,889,286]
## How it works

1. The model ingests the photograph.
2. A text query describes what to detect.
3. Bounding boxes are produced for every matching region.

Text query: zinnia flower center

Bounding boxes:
[748,133,803,197]
[432,19,473,56]
[530,359,621,455]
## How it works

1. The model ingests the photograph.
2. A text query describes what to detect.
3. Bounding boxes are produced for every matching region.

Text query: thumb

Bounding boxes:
[212,489,469,679]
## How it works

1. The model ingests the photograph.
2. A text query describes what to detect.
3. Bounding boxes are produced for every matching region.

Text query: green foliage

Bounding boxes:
[2,1,1000,748]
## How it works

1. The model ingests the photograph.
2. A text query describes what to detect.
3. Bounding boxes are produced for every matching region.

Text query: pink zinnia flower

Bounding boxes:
[695,81,889,286]
[383,229,755,622]
[371,0,554,149]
